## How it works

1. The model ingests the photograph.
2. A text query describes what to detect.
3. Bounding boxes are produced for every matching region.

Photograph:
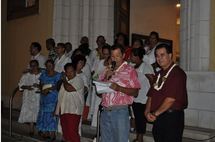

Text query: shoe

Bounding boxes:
[130,128,136,133]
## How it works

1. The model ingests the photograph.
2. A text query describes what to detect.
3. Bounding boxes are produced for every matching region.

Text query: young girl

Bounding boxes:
[18,60,41,136]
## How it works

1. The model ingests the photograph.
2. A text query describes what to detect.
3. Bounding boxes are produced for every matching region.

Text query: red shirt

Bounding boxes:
[124,47,132,61]
[147,63,188,111]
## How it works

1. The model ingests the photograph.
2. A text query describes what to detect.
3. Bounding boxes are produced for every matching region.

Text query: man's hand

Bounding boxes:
[104,67,115,80]
[110,82,120,91]
[41,88,51,95]
[145,112,157,122]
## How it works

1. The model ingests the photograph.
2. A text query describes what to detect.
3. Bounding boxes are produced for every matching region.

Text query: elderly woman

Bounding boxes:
[36,59,61,141]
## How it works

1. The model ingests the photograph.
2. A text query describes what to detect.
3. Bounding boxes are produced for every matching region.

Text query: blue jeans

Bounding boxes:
[100,107,130,142]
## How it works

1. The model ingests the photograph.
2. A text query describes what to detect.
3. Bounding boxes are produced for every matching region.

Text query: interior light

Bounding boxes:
[176,3,181,8]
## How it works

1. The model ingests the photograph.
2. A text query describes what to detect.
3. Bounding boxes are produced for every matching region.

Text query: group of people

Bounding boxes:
[18,31,188,142]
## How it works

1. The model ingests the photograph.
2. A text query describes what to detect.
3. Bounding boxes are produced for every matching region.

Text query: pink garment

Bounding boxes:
[99,62,141,107]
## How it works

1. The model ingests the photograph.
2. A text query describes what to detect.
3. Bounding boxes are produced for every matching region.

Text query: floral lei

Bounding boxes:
[153,64,177,91]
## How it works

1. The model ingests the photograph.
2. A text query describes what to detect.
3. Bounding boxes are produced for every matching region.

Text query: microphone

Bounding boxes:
[111,61,116,71]
[107,61,116,80]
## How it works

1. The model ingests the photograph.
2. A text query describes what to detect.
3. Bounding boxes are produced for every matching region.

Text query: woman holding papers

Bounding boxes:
[36,59,61,141]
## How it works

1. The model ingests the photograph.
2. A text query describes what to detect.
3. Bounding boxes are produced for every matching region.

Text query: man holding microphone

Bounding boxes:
[98,44,141,142]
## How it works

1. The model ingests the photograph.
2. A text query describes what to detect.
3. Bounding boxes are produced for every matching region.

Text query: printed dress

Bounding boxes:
[18,72,41,123]
[36,71,61,132]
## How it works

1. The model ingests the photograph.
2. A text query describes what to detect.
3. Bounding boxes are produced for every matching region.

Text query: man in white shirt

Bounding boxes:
[144,31,160,72]
[54,43,71,73]
[65,42,73,58]
[30,42,47,69]
[89,35,107,68]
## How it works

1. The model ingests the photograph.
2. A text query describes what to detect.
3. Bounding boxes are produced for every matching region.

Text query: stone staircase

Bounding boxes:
[2,108,215,142]
[82,122,215,142]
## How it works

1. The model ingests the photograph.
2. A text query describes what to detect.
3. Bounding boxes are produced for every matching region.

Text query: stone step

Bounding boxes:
[145,123,215,142]
[183,126,215,142]
[1,117,93,142]
[81,124,154,142]
[2,108,215,142]
[82,121,215,142]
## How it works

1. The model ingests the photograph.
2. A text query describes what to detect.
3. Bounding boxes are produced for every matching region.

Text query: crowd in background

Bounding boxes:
[17,31,187,142]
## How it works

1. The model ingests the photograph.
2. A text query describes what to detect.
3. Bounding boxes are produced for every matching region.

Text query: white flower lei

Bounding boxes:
[154,64,177,91]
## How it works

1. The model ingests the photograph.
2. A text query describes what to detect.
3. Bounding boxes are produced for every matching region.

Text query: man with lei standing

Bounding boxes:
[144,43,188,142]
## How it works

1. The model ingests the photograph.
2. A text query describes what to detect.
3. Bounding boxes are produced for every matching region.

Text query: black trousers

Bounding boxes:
[152,110,184,142]
[132,102,147,134]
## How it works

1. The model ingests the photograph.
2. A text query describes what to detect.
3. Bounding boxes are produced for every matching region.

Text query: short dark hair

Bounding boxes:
[102,44,111,53]
[57,43,66,48]
[31,42,41,52]
[30,60,39,66]
[114,32,129,46]
[78,43,91,56]
[150,31,159,40]
[71,48,83,61]
[65,42,72,48]
[64,63,74,71]
[111,44,125,54]
[97,35,105,41]
[72,55,86,70]
[155,43,173,54]
[45,59,55,66]
[131,48,145,59]
[132,39,144,47]
[46,38,55,47]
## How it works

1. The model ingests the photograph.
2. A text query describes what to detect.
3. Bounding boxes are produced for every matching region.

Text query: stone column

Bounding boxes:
[52,0,114,50]
[180,0,215,130]
[180,0,211,71]
[209,0,215,71]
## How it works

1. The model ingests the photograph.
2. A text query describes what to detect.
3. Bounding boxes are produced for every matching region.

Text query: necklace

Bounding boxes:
[115,61,127,72]
[153,64,176,91]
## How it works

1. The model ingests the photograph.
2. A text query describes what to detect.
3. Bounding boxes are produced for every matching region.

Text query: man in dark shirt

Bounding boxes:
[144,43,188,142]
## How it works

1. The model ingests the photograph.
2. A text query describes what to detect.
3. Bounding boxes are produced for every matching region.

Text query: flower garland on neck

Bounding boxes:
[115,61,127,72]
[153,64,177,91]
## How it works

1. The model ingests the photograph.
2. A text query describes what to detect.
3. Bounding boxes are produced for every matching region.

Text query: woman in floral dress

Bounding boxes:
[36,59,61,141]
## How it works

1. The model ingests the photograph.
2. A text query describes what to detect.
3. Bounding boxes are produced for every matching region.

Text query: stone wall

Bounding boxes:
[185,72,215,129]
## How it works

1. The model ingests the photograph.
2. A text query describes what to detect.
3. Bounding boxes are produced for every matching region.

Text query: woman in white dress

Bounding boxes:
[18,60,41,136]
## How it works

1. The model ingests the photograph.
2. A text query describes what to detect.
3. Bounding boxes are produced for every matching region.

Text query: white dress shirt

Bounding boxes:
[31,53,47,69]
[54,54,71,73]
[134,61,154,104]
